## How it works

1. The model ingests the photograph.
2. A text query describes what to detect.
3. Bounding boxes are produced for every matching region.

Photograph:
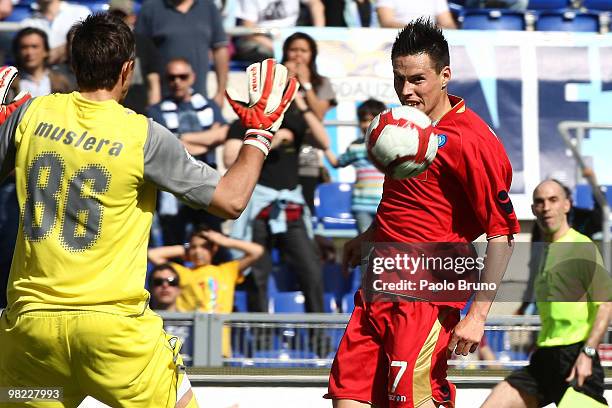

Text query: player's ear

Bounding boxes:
[440,66,451,89]
[120,59,134,83]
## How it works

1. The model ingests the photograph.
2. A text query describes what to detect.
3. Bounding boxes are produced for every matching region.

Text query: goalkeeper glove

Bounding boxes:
[226,58,298,156]
[0,66,31,124]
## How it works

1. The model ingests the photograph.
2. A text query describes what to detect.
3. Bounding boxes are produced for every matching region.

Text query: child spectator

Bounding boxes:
[324,98,386,232]
[148,225,263,356]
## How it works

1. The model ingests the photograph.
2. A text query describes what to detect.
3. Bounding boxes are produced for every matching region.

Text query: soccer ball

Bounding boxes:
[365,106,439,180]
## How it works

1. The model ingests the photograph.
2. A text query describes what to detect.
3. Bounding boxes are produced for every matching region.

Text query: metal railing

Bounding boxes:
[158,312,612,370]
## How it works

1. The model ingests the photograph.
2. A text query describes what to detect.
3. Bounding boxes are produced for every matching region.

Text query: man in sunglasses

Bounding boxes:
[148,57,230,244]
[150,263,182,312]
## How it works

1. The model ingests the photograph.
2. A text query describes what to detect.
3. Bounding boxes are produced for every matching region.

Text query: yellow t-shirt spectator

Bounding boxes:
[172,260,244,357]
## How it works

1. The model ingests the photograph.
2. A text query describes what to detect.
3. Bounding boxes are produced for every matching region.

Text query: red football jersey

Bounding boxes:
[374,95,520,243]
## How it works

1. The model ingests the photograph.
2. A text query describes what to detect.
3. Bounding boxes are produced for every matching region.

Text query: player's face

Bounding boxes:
[167,61,195,101]
[285,39,312,65]
[18,34,48,72]
[392,53,450,119]
[358,113,375,136]
[187,235,215,267]
[151,270,180,306]
[531,181,571,238]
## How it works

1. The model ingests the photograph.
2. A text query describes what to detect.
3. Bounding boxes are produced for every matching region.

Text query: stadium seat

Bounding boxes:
[269,291,305,313]
[341,293,355,313]
[233,290,247,312]
[574,184,612,209]
[461,10,526,30]
[582,0,612,11]
[5,4,32,22]
[314,182,358,238]
[535,11,600,32]
[349,266,362,292]
[575,184,595,210]
[526,0,568,10]
[323,262,350,304]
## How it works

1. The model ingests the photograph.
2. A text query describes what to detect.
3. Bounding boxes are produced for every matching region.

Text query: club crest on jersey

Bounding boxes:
[437,134,447,148]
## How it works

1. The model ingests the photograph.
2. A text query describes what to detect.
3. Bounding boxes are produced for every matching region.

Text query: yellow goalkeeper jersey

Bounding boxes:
[0,92,220,316]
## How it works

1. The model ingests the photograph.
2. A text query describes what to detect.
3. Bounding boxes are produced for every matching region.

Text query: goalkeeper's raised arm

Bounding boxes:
[208,58,298,219]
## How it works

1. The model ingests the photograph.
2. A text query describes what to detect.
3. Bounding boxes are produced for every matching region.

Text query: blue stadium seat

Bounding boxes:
[269,291,305,313]
[233,290,247,312]
[535,11,600,32]
[582,0,612,11]
[349,266,362,292]
[5,4,32,22]
[314,182,358,238]
[575,184,594,210]
[341,293,355,313]
[462,10,526,30]
[574,184,612,210]
[527,0,568,10]
[323,262,350,305]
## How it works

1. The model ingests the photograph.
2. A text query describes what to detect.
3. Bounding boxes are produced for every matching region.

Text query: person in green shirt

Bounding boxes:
[482,179,611,407]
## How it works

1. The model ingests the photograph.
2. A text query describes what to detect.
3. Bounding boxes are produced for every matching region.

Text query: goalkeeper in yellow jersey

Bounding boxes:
[0,12,297,408]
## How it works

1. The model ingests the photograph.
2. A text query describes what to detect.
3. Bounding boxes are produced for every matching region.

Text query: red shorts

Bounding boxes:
[325,290,460,407]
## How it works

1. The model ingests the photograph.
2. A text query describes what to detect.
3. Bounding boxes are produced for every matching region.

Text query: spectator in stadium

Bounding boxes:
[376,0,457,29]
[281,31,336,121]
[109,0,162,114]
[0,11,297,407]
[149,263,183,312]
[233,0,325,62]
[148,225,264,356]
[148,58,229,243]
[323,98,386,233]
[483,179,611,408]
[20,0,91,64]
[323,0,372,27]
[326,18,518,408]
[135,0,229,107]
[11,27,72,97]
[281,31,336,211]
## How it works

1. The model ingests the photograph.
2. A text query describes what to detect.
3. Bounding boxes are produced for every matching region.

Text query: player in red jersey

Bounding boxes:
[325,19,520,408]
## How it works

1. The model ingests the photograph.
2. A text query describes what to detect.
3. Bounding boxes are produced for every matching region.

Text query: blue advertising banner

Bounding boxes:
[276,28,612,219]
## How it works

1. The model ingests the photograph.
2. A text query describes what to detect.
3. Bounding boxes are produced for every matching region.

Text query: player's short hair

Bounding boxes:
[357,98,387,120]
[13,27,50,67]
[391,17,450,74]
[149,263,180,285]
[71,12,135,91]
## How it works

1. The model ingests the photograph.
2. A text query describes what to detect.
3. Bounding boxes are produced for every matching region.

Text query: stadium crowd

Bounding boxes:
[0,1,609,406]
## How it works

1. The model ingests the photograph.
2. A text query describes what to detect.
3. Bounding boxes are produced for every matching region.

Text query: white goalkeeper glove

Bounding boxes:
[225,58,299,156]
[0,66,31,124]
